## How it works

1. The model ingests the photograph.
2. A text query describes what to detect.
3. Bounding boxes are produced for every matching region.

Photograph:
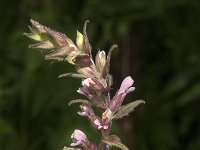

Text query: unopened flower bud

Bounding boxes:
[65,51,79,64]
[95,51,106,73]
[73,55,92,67]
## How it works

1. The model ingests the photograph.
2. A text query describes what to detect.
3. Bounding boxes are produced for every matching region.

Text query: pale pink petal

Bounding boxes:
[119,76,134,93]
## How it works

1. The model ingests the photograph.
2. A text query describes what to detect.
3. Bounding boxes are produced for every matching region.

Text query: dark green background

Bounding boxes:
[0,0,200,149]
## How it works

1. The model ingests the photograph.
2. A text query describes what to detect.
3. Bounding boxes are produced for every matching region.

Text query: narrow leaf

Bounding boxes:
[58,73,87,79]
[23,32,41,41]
[113,100,145,119]
[83,20,92,55]
[68,99,92,106]
[29,41,54,49]
[63,147,82,150]
[44,26,75,47]
[102,44,118,78]
[102,135,129,150]
[45,47,74,61]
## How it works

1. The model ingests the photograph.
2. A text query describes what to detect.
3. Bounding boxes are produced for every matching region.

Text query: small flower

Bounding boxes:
[70,129,98,150]
[110,76,135,113]
[70,130,88,147]
[118,76,135,94]
[77,86,91,96]
[94,119,104,129]
[94,109,112,130]
[82,78,95,87]
[77,87,105,109]
[77,105,94,117]
[102,109,112,121]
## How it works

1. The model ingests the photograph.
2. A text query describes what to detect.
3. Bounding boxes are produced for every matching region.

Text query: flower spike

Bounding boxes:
[25,20,144,150]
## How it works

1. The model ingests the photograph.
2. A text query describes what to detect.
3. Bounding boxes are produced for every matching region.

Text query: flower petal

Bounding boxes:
[119,76,134,93]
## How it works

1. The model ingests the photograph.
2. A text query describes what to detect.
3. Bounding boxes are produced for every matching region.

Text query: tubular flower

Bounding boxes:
[77,86,105,109]
[77,86,91,96]
[110,76,135,113]
[70,129,97,150]
[70,130,88,147]
[94,109,112,130]
[77,105,94,117]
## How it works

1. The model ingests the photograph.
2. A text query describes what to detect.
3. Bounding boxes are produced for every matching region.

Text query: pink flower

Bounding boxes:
[77,105,94,117]
[70,129,98,150]
[94,109,112,130]
[110,76,135,113]
[119,76,135,94]
[70,129,87,147]
[77,86,105,109]
[77,86,91,96]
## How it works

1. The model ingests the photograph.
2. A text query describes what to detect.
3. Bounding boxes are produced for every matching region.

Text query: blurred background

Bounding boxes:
[0,0,200,149]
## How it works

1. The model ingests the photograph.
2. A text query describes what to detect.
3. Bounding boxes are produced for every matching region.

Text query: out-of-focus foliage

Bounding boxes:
[0,0,200,150]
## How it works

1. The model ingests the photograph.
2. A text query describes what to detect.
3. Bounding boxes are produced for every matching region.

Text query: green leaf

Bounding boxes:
[58,73,87,79]
[68,99,92,106]
[113,100,145,119]
[102,135,129,150]
[83,20,92,55]
[102,44,117,78]
[63,147,82,150]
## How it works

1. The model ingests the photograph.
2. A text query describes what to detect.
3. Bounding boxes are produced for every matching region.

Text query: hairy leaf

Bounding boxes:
[83,20,92,56]
[29,41,54,49]
[58,73,87,79]
[102,44,118,78]
[102,135,129,150]
[45,47,73,61]
[113,100,145,119]
[63,147,82,150]
[68,99,92,106]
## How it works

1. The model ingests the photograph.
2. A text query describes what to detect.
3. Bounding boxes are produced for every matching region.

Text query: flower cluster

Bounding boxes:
[25,19,145,150]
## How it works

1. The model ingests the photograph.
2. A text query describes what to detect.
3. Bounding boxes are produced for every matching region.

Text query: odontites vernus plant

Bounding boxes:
[24,19,145,150]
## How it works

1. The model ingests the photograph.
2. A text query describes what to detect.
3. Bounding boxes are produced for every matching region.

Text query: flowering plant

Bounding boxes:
[24,19,145,150]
